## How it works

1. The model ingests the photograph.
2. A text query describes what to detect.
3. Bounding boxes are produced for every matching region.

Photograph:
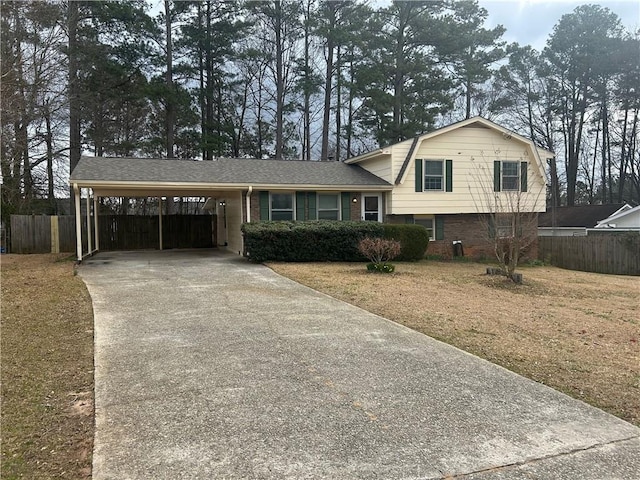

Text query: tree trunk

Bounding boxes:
[68,1,80,210]
[44,103,55,205]
[165,0,175,159]
[274,1,284,159]
[303,0,311,161]
[320,6,335,161]
[335,45,342,161]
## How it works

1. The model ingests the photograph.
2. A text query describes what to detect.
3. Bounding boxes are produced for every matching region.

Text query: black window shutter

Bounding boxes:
[341,192,351,220]
[435,216,445,240]
[415,159,423,192]
[520,162,528,192]
[259,191,269,220]
[307,192,317,220]
[445,159,453,192]
[494,161,501,192]
[296,192,306,220]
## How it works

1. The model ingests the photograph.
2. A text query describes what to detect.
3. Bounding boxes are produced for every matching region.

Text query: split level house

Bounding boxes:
[69,116,554,261]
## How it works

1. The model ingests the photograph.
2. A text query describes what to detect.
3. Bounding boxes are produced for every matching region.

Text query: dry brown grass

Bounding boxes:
[268,260,640,426]
[1,254,94,479]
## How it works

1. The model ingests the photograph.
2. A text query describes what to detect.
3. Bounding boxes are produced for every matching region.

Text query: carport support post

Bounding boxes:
[86,192,92,254]
[93,195,99,251]
[159,197,163,250]
[74,185,82,261]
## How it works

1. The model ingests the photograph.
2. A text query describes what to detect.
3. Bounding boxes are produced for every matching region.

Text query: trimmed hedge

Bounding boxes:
[242,220,384,262]
[382,224,430,261]
[241,221,429,263]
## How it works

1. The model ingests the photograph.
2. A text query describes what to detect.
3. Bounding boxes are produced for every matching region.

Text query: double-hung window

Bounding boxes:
[493,214,515,238]
[424,160,444,191]
[415,159,452,192]
[502,161,520,191]
[413,217,435,241]
[270,193,294,220]
[317,193,340,220]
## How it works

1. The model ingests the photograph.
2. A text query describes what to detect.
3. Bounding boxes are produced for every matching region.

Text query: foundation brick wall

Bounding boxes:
[249,193,260,222]
[385,213,537,260]
[428,213,538,260]
[350,193,361,221]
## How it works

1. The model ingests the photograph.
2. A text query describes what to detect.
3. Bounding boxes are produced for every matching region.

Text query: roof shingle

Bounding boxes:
[70,157,391,187]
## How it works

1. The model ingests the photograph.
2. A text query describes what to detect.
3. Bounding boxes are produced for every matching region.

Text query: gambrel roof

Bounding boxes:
[346,116,555,186]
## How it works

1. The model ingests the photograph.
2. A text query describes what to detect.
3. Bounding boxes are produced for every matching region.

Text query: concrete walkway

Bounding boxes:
[80,250,640,479]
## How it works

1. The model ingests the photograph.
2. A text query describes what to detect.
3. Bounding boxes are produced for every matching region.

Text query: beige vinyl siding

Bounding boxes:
[391,126,546,215]
[389,138,416,180]
[354,155,394,183]
[224,191,244,254]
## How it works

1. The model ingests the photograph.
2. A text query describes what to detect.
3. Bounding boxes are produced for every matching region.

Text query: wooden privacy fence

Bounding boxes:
[10,215,88,254]
[9,214,214,254]
[99,215,214,250]
[538,234,640,276]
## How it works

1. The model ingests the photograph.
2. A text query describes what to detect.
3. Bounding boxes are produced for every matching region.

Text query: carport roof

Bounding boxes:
[70,156,392,191]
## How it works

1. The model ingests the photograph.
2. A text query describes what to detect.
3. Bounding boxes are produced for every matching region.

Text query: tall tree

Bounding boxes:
[439,0,506,119]
[248,1,302,159]
[356,1,452,145]
[543,5,624,205]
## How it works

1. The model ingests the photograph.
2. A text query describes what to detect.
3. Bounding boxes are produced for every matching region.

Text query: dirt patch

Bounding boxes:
[268,260,640,426]
[1,254,94,479]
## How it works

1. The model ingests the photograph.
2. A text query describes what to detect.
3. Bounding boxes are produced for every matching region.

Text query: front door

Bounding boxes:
[362,194,382,222]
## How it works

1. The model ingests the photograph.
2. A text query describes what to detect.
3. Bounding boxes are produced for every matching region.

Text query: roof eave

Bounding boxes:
[70,180,392,195]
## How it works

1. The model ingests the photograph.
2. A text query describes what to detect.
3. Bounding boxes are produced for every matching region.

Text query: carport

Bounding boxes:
[70,157,253,261]
[70,155,393,261]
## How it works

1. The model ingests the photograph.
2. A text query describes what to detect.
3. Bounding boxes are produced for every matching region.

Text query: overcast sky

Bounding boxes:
[477,0,640,50]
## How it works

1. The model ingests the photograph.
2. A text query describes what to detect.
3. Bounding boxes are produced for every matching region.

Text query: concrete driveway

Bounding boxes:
[80,250,640,479]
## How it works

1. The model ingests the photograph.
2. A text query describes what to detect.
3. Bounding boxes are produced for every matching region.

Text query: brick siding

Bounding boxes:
[429,213,538,260]
[385,212,537,260]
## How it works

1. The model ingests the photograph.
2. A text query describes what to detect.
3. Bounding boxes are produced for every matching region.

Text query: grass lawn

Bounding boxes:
[1,254,94,479]
[269,260,640,427]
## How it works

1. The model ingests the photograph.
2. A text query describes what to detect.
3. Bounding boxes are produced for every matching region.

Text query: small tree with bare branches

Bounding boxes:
[469,154,544,283]
[358,237,401,273]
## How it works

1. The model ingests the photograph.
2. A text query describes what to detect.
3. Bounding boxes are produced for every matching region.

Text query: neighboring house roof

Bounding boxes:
[346,116,555,186]
[70,157,392,193]
[538,204,627,228]
[594,204,640,228]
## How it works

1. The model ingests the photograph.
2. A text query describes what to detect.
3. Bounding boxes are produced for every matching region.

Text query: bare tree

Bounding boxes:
[470,154,545,283]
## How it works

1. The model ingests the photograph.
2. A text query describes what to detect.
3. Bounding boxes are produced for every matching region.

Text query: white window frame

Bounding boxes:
[502,161,520,191]
[270,192,295,221]
[495,214,515,238]
[317,193,340,220]
[423,160,444,191]
[361,193,382,222]
[413,216,435,241]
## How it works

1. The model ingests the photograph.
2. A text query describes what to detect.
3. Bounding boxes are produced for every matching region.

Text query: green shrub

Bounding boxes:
[366,262,395,273]
[382,224,430,261]
[242,220,384,263]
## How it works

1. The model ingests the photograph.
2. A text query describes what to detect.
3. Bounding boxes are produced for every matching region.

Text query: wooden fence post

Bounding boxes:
[50,215,59,253]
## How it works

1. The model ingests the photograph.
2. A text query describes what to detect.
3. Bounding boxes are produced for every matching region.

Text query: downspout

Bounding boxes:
[246,186,253,223]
